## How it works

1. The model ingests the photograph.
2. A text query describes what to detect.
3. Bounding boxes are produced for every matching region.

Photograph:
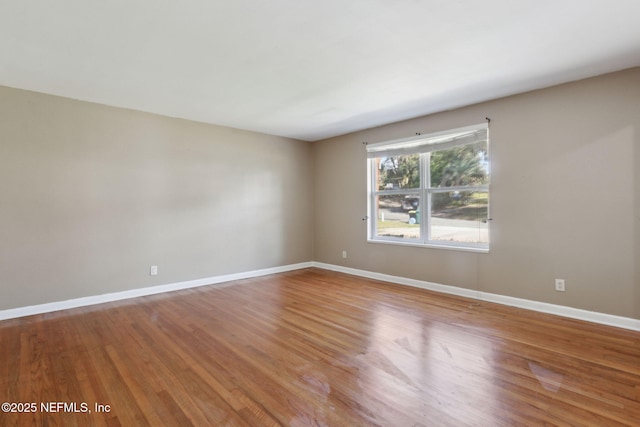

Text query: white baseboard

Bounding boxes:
[0,262,313,321]
[312,262,640,332]
[2,261,638,332]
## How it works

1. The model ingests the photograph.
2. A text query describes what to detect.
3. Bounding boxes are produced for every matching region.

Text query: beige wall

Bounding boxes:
[2,68,638,321]
[313,68,640,319]
[0,86,313,310]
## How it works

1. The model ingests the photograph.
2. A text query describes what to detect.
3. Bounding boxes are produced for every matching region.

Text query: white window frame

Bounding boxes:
[367,123,490,252]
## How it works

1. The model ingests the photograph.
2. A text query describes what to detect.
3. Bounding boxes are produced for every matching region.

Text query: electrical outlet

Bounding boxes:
[555,279,565,292]
[150,265,158,276]
[342,250,347,259]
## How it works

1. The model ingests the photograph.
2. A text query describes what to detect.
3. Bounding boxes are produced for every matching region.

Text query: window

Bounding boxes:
[367,123,490,251]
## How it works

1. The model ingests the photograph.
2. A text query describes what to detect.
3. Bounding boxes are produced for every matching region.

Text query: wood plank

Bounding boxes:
[1,268,638,426]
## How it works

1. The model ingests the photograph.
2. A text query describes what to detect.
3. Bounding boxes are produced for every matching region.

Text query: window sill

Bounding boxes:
[367,238,490,254]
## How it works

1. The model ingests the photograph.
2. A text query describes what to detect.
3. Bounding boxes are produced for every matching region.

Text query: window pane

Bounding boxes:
[430,141,489,188]
[375,194,420,240]
[431,191,488,244]
[375,154,420,190]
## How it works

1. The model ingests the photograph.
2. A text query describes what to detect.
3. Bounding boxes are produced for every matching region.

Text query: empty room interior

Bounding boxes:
[1,1,639,426]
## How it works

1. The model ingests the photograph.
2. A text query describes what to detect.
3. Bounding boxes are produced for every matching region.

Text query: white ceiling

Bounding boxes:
[1,1,640,141]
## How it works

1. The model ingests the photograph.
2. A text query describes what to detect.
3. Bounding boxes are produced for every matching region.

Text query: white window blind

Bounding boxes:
[366,123,488,158]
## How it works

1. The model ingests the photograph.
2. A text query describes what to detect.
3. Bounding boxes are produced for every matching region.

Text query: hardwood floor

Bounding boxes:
[1,268,639,426]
